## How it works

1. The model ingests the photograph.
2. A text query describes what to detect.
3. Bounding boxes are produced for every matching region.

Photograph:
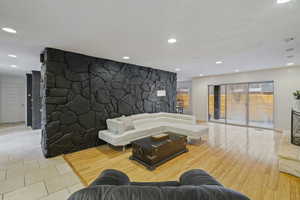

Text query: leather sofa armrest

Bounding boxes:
[89,169,130,186]
[179,169,223,186]
[68,187,102,200]
[68,186,114,200]
[164,185,250,200]
[106,119,124,134]
[130,181,180,187]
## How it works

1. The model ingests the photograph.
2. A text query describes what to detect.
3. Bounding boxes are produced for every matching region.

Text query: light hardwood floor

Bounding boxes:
[64,123,300,200]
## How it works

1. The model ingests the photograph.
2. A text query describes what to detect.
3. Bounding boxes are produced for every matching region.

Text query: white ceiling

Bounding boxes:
[0,0,299,80]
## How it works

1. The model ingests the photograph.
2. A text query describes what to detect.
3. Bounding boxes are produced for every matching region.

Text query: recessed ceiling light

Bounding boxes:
[168,38,177,44]
[122,56,130,60]
[287,62,294,66]
[10,65,17,68]
[286,48,294,52]
[235,69,240,72]
[1,27,17,34]
[199,74,203,77]
[277,0,291,4]
[175,68,181,72]
[216,61,223,64]
[8,54,17,58]
[284,37,294,43]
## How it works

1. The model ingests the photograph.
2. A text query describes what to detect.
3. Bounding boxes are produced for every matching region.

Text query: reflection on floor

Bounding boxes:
[210,119,274,129]
[0,124,84,200]
[65,123,300,200]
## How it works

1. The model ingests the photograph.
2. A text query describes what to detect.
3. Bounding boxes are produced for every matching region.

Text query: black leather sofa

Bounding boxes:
[68,169,250,200]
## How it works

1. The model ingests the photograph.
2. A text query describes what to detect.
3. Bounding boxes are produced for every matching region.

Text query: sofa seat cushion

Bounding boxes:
[135,121,208,139]
[164,124,208,139]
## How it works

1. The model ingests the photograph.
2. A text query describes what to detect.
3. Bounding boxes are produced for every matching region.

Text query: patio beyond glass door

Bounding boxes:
[248,82,274,128]
[208,81,274,129]
[226,84,248,126]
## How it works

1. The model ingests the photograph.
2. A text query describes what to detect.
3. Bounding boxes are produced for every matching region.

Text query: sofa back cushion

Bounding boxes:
[119,117,134,132]
[133,117,194,129]
[106,113,196,134]
[154,112,196,124]
[127,113,151,121]
[158,117,194,125]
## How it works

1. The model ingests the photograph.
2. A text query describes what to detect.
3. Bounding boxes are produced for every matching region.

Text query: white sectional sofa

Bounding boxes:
[98,112,209,147]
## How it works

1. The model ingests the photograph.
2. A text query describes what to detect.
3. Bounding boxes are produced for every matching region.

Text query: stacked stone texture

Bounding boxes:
[41,48,177,157]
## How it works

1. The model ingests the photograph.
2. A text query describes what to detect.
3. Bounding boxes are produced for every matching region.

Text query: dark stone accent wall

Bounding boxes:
[41,48,177,157]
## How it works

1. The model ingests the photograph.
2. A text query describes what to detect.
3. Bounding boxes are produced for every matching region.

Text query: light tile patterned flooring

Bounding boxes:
[0,124,84,200]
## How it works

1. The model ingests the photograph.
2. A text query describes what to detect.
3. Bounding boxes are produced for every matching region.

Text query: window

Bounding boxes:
[177,89,190,114]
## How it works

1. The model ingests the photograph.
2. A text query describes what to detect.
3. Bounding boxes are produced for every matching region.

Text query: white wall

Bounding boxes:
[0,74,26,123]
[192,66,300,131]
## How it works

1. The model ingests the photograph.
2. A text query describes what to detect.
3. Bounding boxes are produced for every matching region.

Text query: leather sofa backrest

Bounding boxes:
[68,169,250,200]
[69,185,250,200]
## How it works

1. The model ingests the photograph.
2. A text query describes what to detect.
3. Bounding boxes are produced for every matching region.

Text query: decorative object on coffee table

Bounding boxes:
[151,133,169,141]
[129,133,188,170]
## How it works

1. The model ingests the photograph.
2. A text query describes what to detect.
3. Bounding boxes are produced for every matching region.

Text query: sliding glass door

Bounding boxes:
[226,84,248,126]
[208,81,274,129]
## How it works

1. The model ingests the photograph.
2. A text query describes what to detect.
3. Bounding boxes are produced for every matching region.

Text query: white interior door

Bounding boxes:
[0,76,26,123]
